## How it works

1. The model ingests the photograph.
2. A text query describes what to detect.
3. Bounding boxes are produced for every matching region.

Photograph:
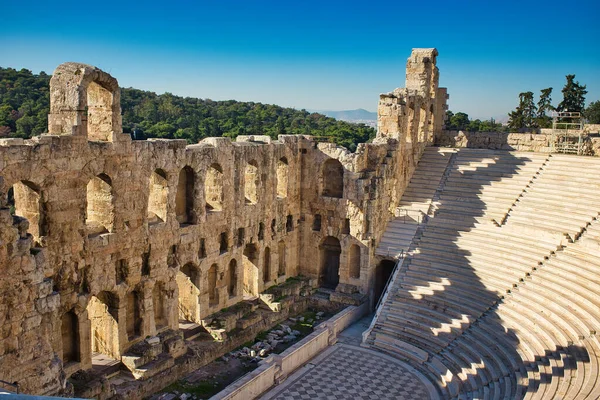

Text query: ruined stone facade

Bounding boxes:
[0,49,445,396]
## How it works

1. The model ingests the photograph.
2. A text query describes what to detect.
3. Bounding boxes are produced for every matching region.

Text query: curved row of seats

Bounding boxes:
[369,148,600,399]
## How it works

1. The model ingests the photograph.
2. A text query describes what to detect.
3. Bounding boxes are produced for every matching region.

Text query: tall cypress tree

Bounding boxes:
[536,88,554,128]
[508,91,537,130]
[557,75,587,113]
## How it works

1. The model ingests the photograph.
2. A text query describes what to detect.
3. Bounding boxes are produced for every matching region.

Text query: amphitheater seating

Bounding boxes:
[367,147,600,399]
[376,147,455,257]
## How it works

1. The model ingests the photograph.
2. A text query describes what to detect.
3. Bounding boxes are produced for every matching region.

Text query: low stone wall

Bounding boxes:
[210,303,369,400]
[436,130,600,155]
[436,130,554,152]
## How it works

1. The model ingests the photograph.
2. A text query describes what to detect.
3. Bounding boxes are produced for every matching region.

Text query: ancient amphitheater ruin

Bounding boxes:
[1,48,600,399]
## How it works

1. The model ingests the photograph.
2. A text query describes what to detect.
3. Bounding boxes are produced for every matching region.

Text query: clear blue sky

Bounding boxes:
[1,0,599,120]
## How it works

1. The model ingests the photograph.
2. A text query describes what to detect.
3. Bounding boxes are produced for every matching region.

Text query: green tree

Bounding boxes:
[508,91,537,130]
[585,101,600,124]
[446,111,470,130]
[557,75,587,113]
[536,88,554,128]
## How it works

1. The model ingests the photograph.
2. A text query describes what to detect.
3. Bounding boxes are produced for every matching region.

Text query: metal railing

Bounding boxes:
[0,379,19,394]
[394,208,427,224]
[362,253,407,344]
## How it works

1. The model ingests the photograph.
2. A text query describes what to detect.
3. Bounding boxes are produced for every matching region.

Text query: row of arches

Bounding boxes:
[7,157,292,242]
[61,283,168,366]
[7,156,346,243]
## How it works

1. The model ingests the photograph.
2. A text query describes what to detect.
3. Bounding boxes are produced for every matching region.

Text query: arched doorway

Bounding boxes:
[374,260,396,307]
[320,236,341,289]
[177,263,201,323]
[87,291,120,360]
[243,244,259,297]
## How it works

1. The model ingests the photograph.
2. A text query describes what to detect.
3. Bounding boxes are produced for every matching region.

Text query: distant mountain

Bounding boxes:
[310,108,377,123]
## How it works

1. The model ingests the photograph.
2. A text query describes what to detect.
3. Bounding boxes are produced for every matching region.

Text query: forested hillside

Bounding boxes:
[0,67,376,151]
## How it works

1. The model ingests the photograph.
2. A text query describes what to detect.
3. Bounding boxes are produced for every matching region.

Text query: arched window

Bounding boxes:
[244,161,259,205]
[176,166,195,225]
[263,247,271,283]
[61,310,80,363]
[206,164,224,212]
[322,159,344,198]
[86,173,114,236]
[148,169,168,224]
[277,157,288,198]
[208,264,219,306]
[227,259,237,297]
[8,180,47,242]
[348,244,361,279]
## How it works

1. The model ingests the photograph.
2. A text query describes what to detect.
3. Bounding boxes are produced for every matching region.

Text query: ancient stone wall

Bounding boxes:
[0,48,445,396]
[436,129,600,155]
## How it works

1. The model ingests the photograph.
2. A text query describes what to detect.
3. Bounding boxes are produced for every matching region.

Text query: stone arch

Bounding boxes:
[208,264,219,306]
[277,157,288,198]
[244,160,259,205]
[153,282,167,330]
[7,180,47,243]
[278,240,287,276]
[86,173,114,237]
[263,246,271,284]
[48,63,121,141]
[321,159,344,198]
[348,244,361,279]
[177,263,201,323]
[227,259,238,297]
[176,166,195,225]
[125,290,142,340]
[320,236,341,289]
[148,169,168,224]
[206,163,224,212]
[243,244,259,297]
[87,291,120,360]
[61,310,80,364]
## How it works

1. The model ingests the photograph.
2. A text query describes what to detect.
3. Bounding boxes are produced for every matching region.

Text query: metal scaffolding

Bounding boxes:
[551,111,585,155]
